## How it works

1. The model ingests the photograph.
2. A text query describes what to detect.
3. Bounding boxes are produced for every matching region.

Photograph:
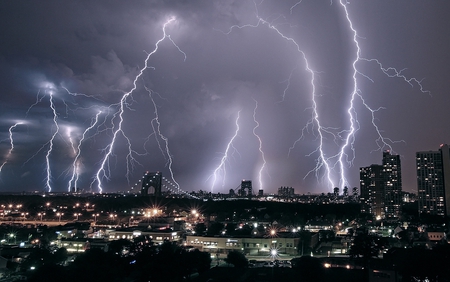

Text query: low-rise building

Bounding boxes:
[186,233,300,256]
[108,228,183,245]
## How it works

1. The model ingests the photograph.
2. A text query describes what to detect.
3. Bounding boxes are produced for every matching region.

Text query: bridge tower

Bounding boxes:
[141,171,162,197]
[239,180,253,197]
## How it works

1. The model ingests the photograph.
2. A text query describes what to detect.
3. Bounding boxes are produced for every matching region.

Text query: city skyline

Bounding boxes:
[1,1,450,194]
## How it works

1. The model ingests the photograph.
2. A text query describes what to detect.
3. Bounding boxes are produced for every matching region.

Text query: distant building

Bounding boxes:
[382,151,402,219]
[278,187,294,198]
[351,187,359,202]
[360,150,402,219]
[108,228,183,245]
[416,144,450,216]
[360,164,384,218]
[186,232,300,256]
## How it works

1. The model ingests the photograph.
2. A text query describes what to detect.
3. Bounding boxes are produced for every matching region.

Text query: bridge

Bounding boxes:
[129,171,199,199]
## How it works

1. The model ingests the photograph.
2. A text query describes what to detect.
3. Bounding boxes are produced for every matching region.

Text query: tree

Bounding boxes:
[194,222,206,235]
[225,222,237,235]
[108,238,131,256]
[28,264,67,282]
[207,221,224,236]
[349,234,381,260]
[297,231,312,256]
[52,247,68,265]
[224,251,248,268]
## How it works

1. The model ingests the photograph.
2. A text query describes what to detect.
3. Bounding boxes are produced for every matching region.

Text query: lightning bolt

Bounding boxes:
[222,1,429,191]
[0,123,23,172]
[209,111,241,192]
[252,99,267,191]
[67,110,102,192]
[94,17,185,193]
[222,4,336,189]
[45,90,59,192]
[25,89,45,117]
[144,85,181,194]
[336,0,429,188]
[67,128,77,156]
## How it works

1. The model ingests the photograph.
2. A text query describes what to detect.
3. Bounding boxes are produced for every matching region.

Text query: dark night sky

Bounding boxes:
[0,1,449,194]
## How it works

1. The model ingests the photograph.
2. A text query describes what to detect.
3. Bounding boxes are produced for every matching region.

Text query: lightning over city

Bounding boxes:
[209,111,241,193]
[223,3,337,189]
[67,110,102,192]
[145,85,181,193]
[335,0,429,189]
[0,122,22,172]
[44,89,60,192]
[0,1,447,195]
[252,99,267,191]
[94,16,185,193]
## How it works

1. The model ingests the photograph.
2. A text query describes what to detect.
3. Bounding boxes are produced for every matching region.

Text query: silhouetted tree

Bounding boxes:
[292,256,323,282]
[349,234,380,260]
[194,222,206,235]
[207,221,224,236]
[108,238,131,255]
[28,264,67,282]
[52,247,68,264]
[224,251,248,268]
[68,248,129,282]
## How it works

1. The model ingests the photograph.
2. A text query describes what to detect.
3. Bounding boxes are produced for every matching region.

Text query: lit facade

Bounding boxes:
[360,164,384,218]
[359,150,402,219]
[108,228,183,244]
[416,144,450,216]
[186,234,300,256]
[382,151,402,219]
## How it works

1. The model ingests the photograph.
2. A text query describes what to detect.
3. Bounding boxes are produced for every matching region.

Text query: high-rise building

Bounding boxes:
[360,151,402,219]
[416,144,450,216]
[360,164,384,218]
[382,150,402,219]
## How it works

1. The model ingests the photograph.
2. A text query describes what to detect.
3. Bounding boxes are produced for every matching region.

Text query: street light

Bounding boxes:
[109,214,117,225]
[128,216,134,227]
[92,213,99,224]
[74,213,81,221]
[269,228,277,238]
[8,233,16,244]
[38,212,45,222]
[270,248,278,262]
[56,212,64,223]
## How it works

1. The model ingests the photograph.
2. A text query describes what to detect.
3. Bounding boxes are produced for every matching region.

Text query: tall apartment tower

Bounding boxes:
[382,150,402,219]
[360,165,384,218]
[416,144,450,216]
[360,151,403,219]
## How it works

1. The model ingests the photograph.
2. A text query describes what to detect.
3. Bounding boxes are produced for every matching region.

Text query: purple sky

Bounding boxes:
[1,1,449,194]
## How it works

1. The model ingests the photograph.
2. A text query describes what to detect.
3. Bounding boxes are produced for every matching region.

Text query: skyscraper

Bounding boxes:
[416,144,450,216]
[360,151,402,219]
[360,164,384,218]
[382,150,402,219]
